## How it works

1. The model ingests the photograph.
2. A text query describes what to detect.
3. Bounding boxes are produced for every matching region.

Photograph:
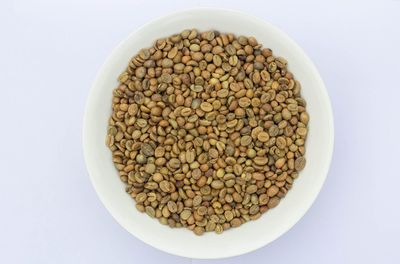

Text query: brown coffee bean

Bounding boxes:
[257,132,270,142]
[294,157,306,171]
[240,136,252,146]
[168,158,181,170]
[275,158,286,169]
[193,226,205,236]
[252,172,265,181]
[211,180,224,190]
[254,157,268,166]
[200,102,213,112]
[267,185,279,197]
[145,206,156,218]
[230,218,242,227]
[167,201,177,213]
[259,194,269,205]
[233,192,243,203]
[300,112,309,124]
[141,143,154,156]
[267,197,280,208]
[246,185,258,194]
[180,209,191,220]
[145,163,156,174]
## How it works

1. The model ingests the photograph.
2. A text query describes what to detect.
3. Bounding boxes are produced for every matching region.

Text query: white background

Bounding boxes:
[1,0,399,263]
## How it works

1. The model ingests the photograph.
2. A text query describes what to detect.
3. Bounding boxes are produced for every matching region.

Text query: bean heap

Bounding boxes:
[106,29,309,235]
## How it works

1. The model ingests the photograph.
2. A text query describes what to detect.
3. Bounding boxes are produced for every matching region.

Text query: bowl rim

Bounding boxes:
[83,7,334,259]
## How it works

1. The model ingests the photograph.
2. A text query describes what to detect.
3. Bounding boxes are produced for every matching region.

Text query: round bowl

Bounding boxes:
[83,8,334,259]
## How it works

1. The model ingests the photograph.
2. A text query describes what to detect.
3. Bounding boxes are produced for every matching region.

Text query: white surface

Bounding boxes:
[0,0,399,263]
[83,8,333,259]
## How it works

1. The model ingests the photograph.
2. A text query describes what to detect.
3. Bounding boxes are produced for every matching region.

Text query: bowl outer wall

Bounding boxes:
[83,8,334,259]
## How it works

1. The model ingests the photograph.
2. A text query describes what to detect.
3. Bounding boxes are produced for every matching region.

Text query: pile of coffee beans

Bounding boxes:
[106,29,309,235]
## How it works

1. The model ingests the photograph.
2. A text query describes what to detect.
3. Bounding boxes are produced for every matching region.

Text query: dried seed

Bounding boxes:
[267,197,280,208]
[194,226,205,236]
[142,143,154,156]
[145,206,155,217]
[180,209,191,220]
[211,180,224,190]
[294,157,306,171]
[240,136,252,146]
[193,195,202,207]
[190,84,204,92]
[254,157,268,166]
[249,205,259,215]
[300,112,309,124]
[181,107,192,117]
[200,102,213,112]
[275,158,286,169]
[224,211,234,221]
[257,132,270,142]
[167,201,177,213]
[145,163,156,174]
[230,218,242,227]
[233,192,243,203]
[296,127,308,137]
[168,158,181,170]
[269,125,280,137]
[168,47,178,58]
[238,97,251,108]
[160,180,172,193]
[217,89,229,98]
[246,185,258,194]
[259,194,269,205]
[186,149,196,163]
[267,185,279,197]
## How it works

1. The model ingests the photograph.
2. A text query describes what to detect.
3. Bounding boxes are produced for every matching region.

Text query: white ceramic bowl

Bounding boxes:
[83,8,334,259]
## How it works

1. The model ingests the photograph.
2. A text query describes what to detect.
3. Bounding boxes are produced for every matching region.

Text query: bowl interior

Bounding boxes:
[83,8,334,259]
